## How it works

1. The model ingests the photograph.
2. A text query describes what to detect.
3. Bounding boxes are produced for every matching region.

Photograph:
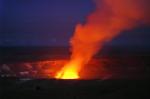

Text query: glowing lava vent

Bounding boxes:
[55,60,80,79]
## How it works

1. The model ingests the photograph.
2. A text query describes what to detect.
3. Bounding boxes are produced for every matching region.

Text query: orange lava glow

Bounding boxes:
[55,60,81,79]
[55,68,79,79]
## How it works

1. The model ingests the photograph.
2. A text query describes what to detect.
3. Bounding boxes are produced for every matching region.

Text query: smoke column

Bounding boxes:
[55,0,150,79]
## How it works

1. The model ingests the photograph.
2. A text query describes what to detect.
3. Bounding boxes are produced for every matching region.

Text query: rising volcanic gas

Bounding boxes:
[55,0,150,79]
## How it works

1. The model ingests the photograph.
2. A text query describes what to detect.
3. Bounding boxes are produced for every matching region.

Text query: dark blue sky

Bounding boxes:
[0,0,150,47]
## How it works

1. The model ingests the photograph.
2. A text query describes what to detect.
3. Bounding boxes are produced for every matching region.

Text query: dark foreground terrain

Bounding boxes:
[0,46,150,99]
[0,77,150,99]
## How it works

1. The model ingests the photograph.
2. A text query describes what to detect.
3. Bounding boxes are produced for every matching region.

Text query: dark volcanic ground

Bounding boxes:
[0,46,150,99]
[0,78,150,99]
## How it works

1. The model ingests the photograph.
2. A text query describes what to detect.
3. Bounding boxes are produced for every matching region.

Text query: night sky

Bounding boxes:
[0,0,150,47]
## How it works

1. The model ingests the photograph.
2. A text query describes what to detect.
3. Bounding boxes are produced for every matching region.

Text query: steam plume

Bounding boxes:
[56,0,150,79]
